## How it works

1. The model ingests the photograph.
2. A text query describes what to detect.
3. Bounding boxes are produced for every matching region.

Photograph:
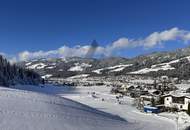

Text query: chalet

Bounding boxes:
[161,76,169,82]
[164,95,190,111]
[116,84,134,94]
[148,89,161,96]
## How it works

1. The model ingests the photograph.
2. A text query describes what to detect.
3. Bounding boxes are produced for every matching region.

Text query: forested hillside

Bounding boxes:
[0,55,41,86]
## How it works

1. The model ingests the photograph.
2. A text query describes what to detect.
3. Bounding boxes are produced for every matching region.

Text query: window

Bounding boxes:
[172,97,184,104]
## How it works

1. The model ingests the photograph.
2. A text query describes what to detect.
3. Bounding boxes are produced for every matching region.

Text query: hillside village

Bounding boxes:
[46,75,190,113]
[41,74,190,130]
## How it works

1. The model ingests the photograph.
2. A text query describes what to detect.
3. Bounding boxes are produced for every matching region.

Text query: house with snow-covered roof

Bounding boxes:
[164,94,190,111]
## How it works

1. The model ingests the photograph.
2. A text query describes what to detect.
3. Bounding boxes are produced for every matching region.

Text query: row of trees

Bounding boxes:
[0,55,42,87]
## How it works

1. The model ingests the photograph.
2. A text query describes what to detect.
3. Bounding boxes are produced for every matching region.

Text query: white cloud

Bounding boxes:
[58,45,90,57]
[143,27,188,48]
[4,27,190,62]
[111,27,190,50]
[17,45,105,61]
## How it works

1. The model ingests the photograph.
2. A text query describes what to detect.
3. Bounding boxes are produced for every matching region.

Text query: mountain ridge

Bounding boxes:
[19,46,190,80]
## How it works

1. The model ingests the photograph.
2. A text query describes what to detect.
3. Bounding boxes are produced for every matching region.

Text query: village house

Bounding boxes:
[164,95,190,111]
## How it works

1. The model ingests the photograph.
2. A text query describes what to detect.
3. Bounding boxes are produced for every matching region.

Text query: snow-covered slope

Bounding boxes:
[13,85,177,130]
[0,86,131,130]
[59,86,176,130]
[130,56,190,74]
[93,64,132,74]
[27,63,47,69]
[129,65,175,74]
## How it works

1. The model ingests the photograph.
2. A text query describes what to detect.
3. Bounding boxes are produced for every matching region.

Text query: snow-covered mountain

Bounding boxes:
[19,57,131,78]
[19,46,190,79]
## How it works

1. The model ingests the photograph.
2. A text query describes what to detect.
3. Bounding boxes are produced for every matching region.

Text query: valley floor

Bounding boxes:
[13,84,177,130]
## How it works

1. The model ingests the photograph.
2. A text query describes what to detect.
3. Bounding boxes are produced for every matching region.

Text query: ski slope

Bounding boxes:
[0,86,133,130]
[14,85,177,130]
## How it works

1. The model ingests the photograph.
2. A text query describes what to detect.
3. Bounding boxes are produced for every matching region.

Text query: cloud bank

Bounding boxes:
[6,27,190,62]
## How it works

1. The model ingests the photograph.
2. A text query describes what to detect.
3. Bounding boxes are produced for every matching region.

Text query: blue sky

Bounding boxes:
[0,0,190,60]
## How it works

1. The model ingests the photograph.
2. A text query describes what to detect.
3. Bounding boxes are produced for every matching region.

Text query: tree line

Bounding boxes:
[0,55,42,87]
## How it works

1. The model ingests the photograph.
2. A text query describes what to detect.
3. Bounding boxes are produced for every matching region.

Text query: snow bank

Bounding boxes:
[178,112,190,130]
[159,112,190,130]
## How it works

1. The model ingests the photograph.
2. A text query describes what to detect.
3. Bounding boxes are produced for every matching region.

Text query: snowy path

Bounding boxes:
[0,86,135,130]
[13,85,177,130]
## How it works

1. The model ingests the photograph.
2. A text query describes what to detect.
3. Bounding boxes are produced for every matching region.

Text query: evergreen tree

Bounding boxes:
[187,103,190,116]
[0,55,42,87]
[151,97,156,107]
